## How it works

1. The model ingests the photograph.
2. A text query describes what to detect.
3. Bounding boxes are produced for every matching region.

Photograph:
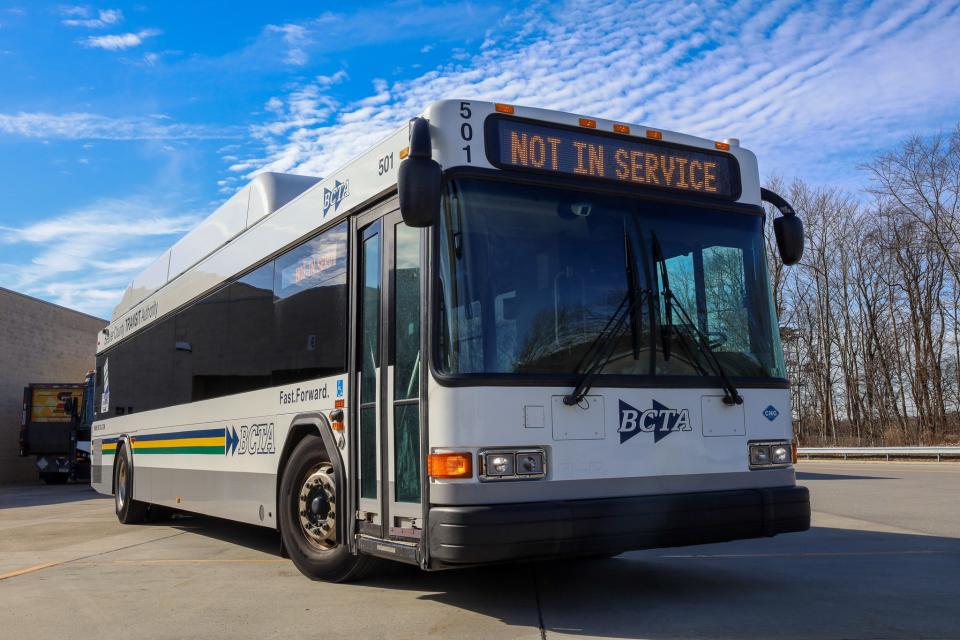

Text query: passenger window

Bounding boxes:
[273,221,349,385]
[394,224,421,503]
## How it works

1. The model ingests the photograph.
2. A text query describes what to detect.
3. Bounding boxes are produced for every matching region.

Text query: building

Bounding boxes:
[0,287,106,484]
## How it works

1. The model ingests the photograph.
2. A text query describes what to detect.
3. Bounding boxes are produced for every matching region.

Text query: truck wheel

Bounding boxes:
[279,434,372,582]
[114,443,148,524]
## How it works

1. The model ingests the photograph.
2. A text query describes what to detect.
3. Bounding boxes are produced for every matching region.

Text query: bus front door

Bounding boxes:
[355,211,424,545]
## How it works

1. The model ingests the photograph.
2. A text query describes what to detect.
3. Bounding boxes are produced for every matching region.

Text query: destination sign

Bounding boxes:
[490,119,739,198]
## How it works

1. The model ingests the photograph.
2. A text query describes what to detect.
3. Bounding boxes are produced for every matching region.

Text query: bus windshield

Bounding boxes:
[436,178,786,381]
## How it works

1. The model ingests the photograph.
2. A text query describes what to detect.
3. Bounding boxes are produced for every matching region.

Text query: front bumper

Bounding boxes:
[428,485,809,566]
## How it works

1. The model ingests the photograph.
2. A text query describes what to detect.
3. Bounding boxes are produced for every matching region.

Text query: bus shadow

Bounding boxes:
[165,513,282,556]
[358,527,960,640]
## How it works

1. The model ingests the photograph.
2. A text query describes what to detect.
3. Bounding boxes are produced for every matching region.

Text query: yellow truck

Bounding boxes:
[18,373,94,484]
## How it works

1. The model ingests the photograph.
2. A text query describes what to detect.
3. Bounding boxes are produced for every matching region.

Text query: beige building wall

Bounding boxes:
[0,288,107,484]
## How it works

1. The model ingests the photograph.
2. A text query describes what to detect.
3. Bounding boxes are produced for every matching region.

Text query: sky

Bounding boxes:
[1,0,959,319]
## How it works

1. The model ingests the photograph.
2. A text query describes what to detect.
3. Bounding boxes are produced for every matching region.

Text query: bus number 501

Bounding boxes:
[378,152,394,176]
[460,101,472,163]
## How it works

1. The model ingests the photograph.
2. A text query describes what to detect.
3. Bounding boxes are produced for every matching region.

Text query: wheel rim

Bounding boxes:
[297,462,337,550]
[116,455,127,511]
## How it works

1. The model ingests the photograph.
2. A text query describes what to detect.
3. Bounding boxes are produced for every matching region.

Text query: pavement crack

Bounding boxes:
[532,564,547,640]
[0,530,188,582]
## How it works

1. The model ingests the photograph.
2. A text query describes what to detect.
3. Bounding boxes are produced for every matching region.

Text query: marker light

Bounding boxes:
[715,141,731,151]
[428,452,472,479]
[613,124,630,134]
[495,103,515,114]
[579,118,597,129]
[399,146,410,159]
[646,129,662,140]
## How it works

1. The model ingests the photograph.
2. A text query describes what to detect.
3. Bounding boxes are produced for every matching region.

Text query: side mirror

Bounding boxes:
[773,215,804,266]
[398,117,442,228]
[761,188,804,266]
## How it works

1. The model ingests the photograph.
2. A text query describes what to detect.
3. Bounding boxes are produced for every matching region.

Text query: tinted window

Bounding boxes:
[273,221,348,384]
[94,220,350,417]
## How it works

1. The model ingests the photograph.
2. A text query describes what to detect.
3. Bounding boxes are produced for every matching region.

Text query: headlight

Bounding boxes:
[749,441,792,469]
[480,448,546,481]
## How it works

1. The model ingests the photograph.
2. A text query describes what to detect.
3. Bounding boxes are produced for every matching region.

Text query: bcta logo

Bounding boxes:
[618,399,692,444]
[225,423,276,456]
[763,405,779,421]
[323,179,350,216]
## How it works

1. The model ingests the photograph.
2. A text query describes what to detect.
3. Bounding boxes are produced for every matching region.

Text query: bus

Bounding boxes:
[90,100,810,581]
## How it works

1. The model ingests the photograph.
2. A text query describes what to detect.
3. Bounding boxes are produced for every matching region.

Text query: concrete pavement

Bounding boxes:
[1,461,958,639]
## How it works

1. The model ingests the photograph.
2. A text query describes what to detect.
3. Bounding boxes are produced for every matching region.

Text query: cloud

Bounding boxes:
[0,111,240,140]
[62,8,123,28]
[82,28,159,51]
[231,0,960,190]
[266,23,310,65]
[0,197,201,317]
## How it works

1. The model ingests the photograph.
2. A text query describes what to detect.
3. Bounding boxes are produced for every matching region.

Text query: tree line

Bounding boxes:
[763,126,960,446]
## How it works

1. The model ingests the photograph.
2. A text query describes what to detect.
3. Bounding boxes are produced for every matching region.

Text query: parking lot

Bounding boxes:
[1,461,958,640]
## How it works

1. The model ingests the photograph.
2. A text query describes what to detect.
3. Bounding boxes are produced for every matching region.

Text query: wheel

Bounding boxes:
[114,443,148,524]
[279,434,372,582]
[41,473,68,485]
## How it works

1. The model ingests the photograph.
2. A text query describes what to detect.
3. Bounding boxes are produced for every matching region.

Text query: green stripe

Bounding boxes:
[132,446,225,455]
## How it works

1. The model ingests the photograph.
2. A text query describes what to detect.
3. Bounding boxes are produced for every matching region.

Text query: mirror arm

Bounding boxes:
[760,187,796,218]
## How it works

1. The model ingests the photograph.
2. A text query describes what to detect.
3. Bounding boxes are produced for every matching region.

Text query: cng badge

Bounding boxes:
[618,399,692,444]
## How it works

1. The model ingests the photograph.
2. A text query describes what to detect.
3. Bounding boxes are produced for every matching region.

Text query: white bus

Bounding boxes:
[91,100,810,581]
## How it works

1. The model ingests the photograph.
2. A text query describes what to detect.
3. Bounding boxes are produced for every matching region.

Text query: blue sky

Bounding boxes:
[2,0,959,319]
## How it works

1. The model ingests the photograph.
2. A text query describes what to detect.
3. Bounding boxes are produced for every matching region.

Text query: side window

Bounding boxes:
[174,287,231,402]
[99,318,175,416]
[273,221,349,384]
[226,262,274,394]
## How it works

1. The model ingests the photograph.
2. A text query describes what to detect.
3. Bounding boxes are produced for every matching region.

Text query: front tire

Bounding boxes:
[279,434,372,582]
[114,443,148,524]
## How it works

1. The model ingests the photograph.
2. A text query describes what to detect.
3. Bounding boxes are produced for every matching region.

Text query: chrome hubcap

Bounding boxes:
[298,463,337,549]
[117,457,127,510]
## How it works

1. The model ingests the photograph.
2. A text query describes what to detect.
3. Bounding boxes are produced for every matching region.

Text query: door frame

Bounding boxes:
[349,201,428,550]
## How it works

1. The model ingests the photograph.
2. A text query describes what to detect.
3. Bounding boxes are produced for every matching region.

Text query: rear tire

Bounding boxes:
[114,443,148,524]
[279,434,372,582]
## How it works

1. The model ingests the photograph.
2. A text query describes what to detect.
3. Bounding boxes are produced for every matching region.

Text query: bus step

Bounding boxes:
[357,535,419,565]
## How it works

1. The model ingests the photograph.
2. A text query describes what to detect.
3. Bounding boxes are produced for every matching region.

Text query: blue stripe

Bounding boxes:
[133,428,225,442]
[102,437,119,444]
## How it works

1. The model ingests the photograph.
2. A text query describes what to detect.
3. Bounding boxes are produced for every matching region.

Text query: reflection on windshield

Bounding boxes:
[436,178,785,381]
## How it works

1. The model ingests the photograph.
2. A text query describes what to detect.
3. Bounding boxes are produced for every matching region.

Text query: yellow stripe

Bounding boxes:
[0,562,60,581]
[133,437,224,449]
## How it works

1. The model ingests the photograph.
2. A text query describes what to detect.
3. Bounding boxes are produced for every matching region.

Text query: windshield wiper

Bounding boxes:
[563,226,648,406]
[651,232,743,406]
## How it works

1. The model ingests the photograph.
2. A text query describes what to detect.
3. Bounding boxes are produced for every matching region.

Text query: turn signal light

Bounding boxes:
[428,452,472,479]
